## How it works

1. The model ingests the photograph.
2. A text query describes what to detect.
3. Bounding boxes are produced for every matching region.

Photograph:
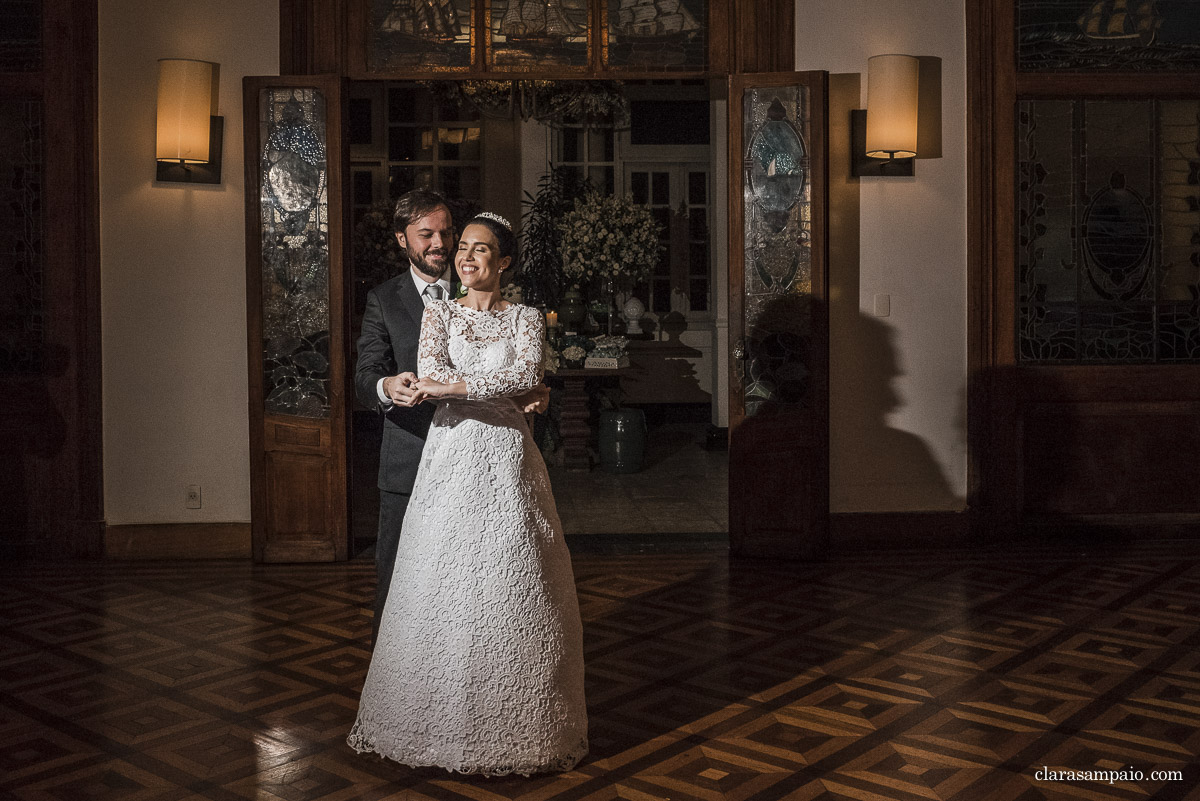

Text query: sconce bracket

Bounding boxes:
[156,116,223,184]
[850,109,914,178]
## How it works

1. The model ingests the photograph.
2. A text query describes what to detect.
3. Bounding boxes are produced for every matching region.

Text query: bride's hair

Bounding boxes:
[465,213,519,276]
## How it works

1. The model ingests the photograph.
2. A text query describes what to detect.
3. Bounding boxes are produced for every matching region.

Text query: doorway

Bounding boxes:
[345,80,730,553]
[243,71,830,562]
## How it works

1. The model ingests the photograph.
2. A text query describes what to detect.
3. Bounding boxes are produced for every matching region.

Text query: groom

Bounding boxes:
[355,190,547,644]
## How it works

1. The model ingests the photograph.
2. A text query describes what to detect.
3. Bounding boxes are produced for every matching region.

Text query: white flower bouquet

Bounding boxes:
[561,345,587,363]
[557,192,661,292]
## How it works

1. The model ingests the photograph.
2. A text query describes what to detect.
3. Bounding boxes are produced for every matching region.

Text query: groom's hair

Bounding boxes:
[393,190,450,234]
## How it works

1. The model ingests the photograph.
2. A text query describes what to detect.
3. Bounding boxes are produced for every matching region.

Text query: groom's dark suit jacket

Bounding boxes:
[355,273,445,494]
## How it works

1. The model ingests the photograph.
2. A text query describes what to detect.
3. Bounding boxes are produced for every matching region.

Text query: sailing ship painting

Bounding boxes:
[1017,0,1200,71]
[371,0,471,69]
[613,0,701,43]
[607,0,705,68]
[380,0,462,43]
[489,0,588,67]
[1077,0,1160,46]
[499,0,584,48]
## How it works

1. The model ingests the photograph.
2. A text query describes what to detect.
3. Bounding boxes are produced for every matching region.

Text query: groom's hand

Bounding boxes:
[383,372,419,406]
[514,384,550,414]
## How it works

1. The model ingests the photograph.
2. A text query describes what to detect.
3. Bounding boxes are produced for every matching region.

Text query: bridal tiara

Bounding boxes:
[476,211,512,230]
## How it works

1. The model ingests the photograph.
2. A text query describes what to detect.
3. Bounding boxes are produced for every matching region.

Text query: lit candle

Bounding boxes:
[547,311,558,327]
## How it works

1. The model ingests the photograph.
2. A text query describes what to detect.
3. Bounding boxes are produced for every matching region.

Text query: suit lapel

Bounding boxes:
[396,273,426,330]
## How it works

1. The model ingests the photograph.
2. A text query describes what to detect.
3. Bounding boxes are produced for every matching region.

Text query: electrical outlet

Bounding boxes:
[185,485,202,509]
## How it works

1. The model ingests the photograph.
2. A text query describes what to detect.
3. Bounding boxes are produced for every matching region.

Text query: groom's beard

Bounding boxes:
[407,242,450,280]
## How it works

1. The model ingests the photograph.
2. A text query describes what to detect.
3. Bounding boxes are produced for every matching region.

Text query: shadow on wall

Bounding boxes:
[831,312,960,512]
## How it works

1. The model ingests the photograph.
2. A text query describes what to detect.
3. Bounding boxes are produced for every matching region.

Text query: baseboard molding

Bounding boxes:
[831,511,970,548]
[105,523,252,560]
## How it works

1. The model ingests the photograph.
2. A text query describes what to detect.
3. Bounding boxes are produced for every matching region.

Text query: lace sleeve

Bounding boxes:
[417,302,465,384]
[465,306,544,400]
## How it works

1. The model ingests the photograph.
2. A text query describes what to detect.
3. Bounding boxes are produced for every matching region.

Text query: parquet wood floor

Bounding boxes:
[2,543,1199,800]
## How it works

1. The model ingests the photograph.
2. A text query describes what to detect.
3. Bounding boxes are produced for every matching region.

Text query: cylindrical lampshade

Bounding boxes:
[865,54,919,159]
[156,59,214,163]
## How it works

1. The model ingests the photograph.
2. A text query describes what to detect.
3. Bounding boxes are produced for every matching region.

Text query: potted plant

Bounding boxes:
[517,168,591,311]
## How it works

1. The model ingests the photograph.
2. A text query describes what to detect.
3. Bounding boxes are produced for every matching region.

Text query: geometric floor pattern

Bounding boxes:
[3,541,1200,800]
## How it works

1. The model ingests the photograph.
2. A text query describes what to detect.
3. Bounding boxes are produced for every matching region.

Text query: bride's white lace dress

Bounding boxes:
[347,299,588,776]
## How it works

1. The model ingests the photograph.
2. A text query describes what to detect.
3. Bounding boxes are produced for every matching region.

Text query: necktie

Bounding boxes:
[425,284,444,303]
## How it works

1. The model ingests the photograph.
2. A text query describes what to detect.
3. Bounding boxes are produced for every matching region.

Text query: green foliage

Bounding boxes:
[517,168,592,309]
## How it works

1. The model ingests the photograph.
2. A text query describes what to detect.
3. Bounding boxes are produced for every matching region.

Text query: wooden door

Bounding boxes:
[727,72,830,559]
[243,75,351,562]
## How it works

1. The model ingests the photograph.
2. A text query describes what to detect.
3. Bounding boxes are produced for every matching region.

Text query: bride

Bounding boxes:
[347,211,588,776]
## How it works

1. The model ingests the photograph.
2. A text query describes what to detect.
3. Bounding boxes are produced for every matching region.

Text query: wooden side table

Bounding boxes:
[551,367,623,471]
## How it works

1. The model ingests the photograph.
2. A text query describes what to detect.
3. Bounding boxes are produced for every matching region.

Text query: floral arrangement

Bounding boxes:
[589,335,628,359]
[558,333,593,353]
[555,333,593,367]
[561,345,587,365]
[541,342,561,374]
[558,192,662,292]
[502,283,523,304]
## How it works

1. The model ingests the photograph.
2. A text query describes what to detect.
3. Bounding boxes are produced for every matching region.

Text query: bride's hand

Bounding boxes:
[413,377,449,399]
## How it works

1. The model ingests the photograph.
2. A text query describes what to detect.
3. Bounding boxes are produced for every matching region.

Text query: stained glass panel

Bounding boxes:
[1018,0,1200,71]
[259,88,331,418]
[489,0,589,70]
[1017,98,1200,364]
[605,0,706,71]
[0,96,43,374]
[370,0,474,72]
[741,85,813,416]
[0,0,41,72]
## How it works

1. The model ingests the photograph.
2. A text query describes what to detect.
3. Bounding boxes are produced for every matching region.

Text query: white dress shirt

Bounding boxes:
[376,267,453,407]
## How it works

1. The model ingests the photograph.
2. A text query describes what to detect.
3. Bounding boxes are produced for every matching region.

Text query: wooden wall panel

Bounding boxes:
[1023,403,1200,517]
[105,523,252,559]
[969,0,1200,537]
[0,0,102,558]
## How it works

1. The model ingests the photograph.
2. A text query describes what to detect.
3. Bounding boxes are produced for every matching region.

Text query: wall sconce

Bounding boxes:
[851,54,918,177]
[156,58,223,184]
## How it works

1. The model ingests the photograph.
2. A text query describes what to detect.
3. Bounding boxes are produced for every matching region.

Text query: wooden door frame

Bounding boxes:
[965,0,999,534]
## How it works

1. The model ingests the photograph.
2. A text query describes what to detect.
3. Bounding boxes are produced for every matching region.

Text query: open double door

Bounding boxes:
[242,72,830,562]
